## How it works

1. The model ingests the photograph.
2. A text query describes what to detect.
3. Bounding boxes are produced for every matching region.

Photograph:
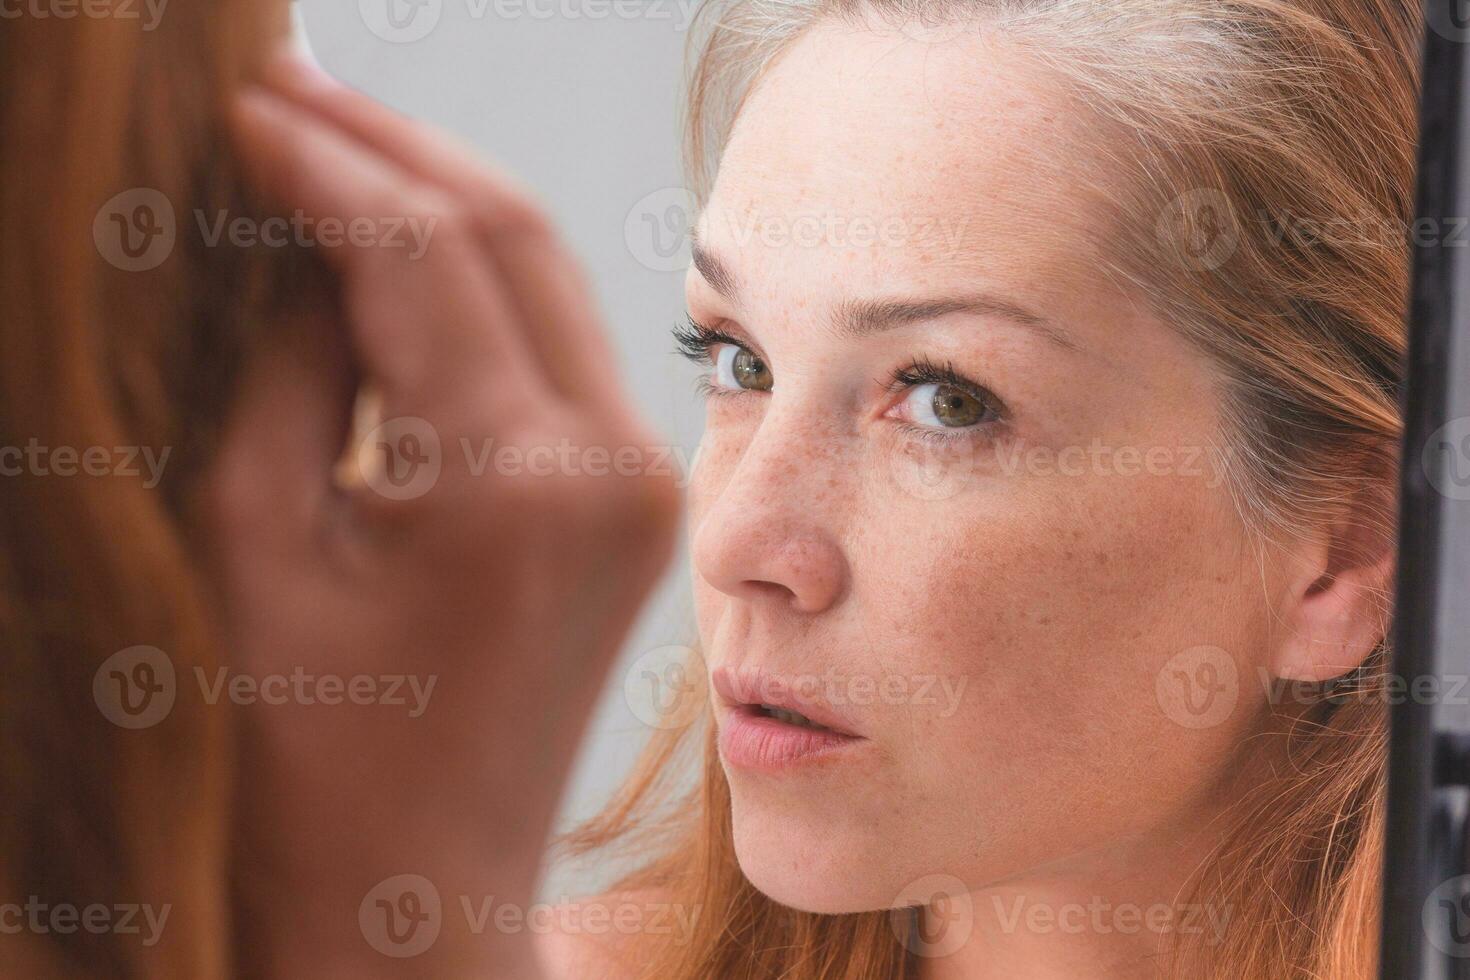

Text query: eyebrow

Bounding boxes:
[690,236,739,300]
[834,296,1078,350]
[689,236,1077,352]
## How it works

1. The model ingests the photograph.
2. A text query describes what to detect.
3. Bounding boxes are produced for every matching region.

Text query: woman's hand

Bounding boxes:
[204,55,679,978]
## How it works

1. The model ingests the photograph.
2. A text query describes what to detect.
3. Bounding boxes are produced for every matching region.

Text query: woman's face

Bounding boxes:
[684,22,1283,917]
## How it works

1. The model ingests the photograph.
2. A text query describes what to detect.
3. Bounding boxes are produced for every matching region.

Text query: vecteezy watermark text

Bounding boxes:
[194,667,437,718]
[358,874,700,958]
[0,898,170,947]
[358,0,701,44]
[94,188,439,273]
[194,208,437,260]
[93,646,438,729]
[995,439,1233,488]
[0,440,169,488]
[989,895,1233,945]
[0,0,167,30]
[728,670,969,718]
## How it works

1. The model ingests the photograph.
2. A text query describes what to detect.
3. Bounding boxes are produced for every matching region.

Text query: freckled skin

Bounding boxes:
[683,21,1293,978]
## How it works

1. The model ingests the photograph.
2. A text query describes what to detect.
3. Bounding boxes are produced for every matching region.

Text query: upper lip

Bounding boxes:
[711,666,865,738]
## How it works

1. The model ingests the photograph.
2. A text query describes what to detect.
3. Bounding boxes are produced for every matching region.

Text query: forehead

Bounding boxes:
[696,21,1118,306]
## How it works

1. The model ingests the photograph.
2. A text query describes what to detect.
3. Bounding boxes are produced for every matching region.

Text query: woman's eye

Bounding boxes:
[900,382,997,430]
[713,344,773,392]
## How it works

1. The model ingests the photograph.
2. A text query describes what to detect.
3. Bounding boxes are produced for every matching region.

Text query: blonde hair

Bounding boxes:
[565,1,1421,977]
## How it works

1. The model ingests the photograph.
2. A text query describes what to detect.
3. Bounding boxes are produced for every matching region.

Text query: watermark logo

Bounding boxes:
[94,646,438,728]
[1155,645,1238,729]
[625,187,696,273]
[358,416,443,501]
[890,874,974,958]
[93,188,175,272]
[360,0,443,42]
[1425,874,1470,957]
[361,874,443,957]
[624,193,974,272]
[624,645,706,730]
[1424,416,1470,501]
[98,189,439,271]
[358,881,700,955]
[93,645,176,729]
[1157,189,1241,272]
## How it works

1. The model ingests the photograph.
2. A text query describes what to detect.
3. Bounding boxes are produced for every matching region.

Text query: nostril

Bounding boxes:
[739,580,799,604]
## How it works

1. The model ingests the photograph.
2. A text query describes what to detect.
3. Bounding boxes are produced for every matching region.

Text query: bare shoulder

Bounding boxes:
[534,888,694,980]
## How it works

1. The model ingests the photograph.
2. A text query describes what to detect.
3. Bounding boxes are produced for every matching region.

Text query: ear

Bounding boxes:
[1270,458,1397,683]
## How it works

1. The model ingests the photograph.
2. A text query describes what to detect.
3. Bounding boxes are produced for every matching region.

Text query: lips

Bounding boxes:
[710,666,863,737]
[711,666,867,772]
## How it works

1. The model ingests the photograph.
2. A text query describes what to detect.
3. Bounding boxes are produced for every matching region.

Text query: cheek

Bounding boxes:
[856,464,1270,807]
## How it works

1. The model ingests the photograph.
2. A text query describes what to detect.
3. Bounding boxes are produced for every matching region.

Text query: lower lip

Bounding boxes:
[718,705,865,772]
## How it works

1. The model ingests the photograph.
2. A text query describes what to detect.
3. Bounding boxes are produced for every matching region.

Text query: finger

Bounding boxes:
[230,85,546,416]
[208,303,355,553]
[262,54,632,420]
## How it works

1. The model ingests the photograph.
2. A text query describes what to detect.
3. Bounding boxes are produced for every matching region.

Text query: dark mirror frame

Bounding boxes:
[1382,2,1468,976]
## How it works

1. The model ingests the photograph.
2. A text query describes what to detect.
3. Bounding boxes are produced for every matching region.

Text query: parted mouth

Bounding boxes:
[711,666,865,738]
[753,703,832,729]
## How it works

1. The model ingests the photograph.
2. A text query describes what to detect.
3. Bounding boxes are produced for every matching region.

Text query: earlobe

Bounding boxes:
[1269,478,1397,684]
[1273,561,1393,683]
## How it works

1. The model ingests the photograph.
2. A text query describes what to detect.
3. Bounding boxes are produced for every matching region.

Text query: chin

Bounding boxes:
[727,790,907,914]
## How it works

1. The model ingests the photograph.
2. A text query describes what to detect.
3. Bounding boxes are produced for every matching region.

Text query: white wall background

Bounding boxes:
[295,0,705,898]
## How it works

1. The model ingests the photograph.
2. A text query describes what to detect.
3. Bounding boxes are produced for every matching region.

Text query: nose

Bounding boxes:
[691,412,850,615]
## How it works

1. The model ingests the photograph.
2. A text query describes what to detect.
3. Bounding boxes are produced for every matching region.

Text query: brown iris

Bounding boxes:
[732,349,773,391]
[931,384,988,427]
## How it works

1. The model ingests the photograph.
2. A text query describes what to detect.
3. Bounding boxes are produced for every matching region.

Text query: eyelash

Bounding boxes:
[672,316,1008,436]
[674,317,753,402]
[882,356,1007,442]
[673,316,741,361]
